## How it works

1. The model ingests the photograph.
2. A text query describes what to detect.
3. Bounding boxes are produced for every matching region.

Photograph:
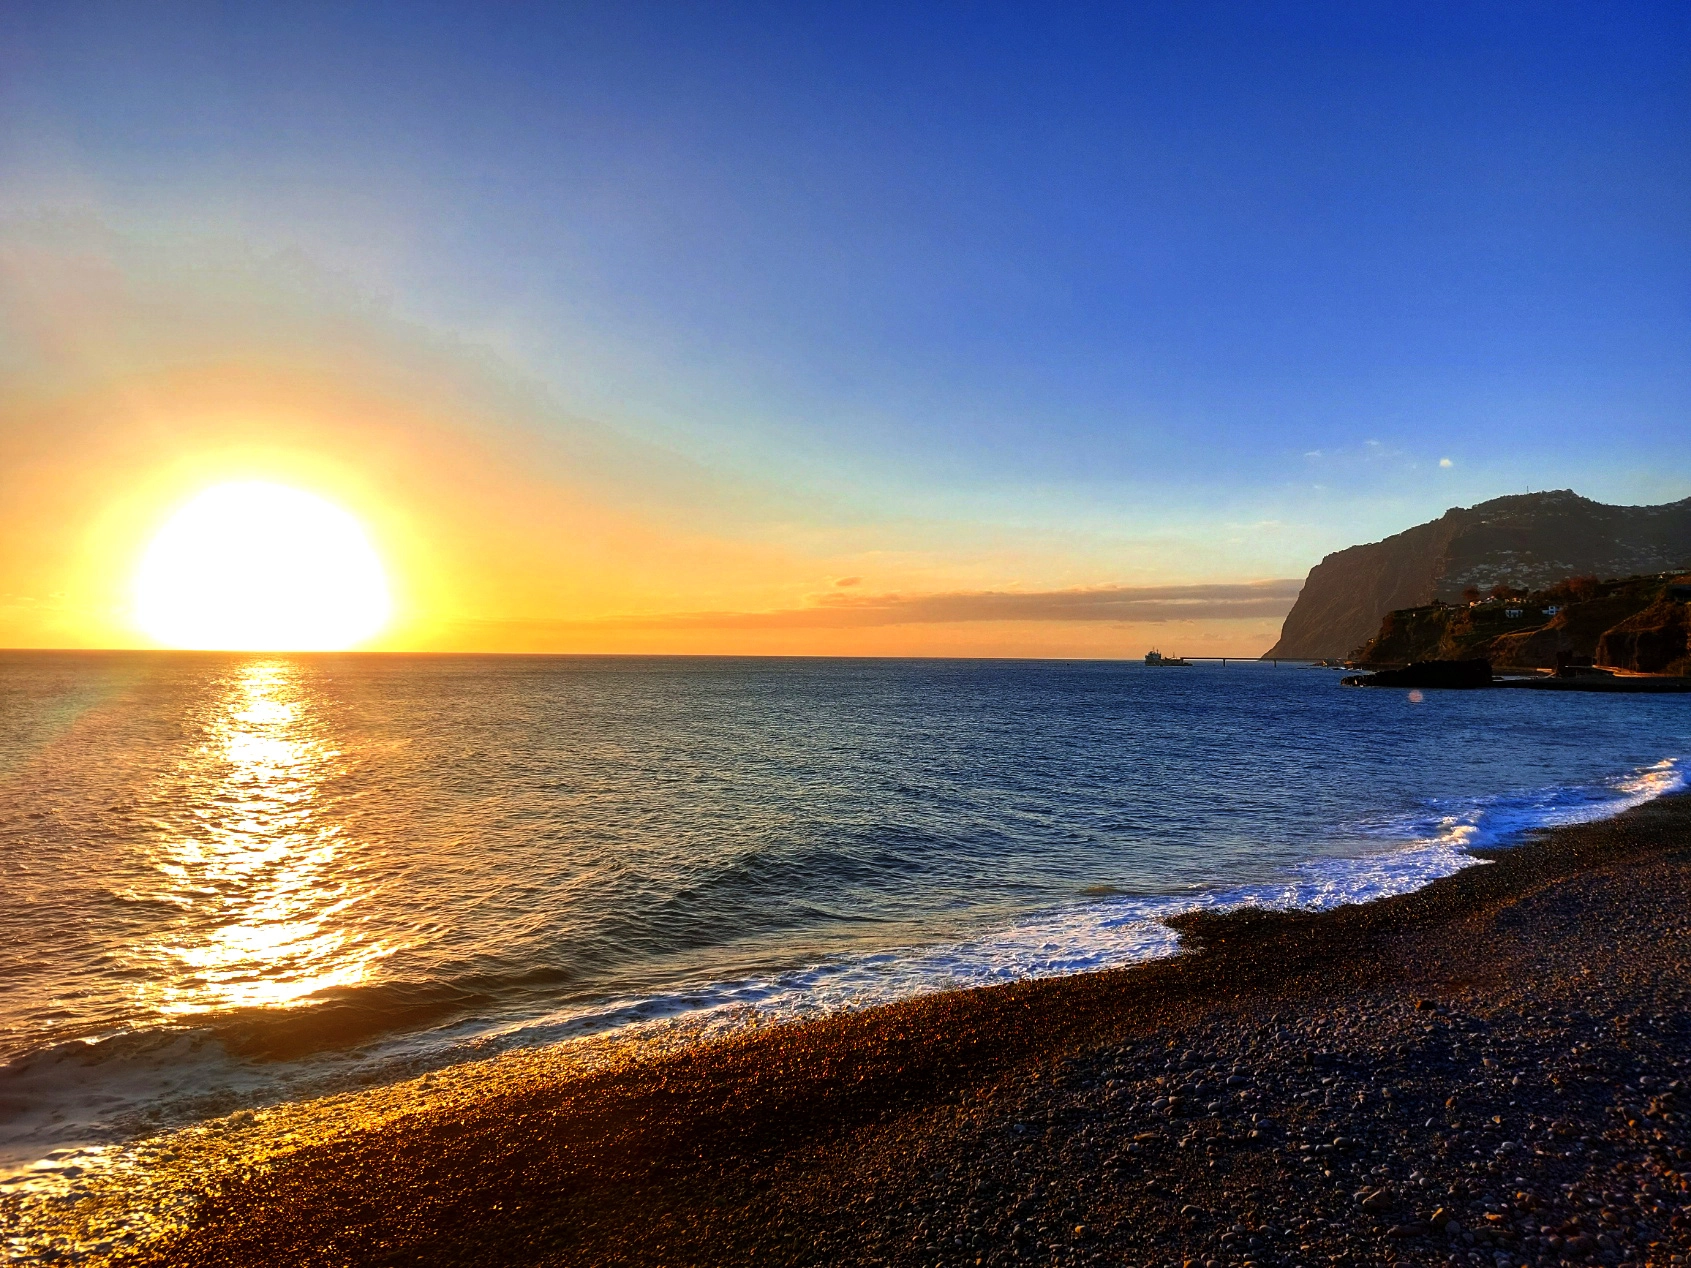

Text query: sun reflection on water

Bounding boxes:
[138,661,390,1018]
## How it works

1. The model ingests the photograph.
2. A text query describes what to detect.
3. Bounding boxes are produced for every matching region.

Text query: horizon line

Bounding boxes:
[0,646,1292,662]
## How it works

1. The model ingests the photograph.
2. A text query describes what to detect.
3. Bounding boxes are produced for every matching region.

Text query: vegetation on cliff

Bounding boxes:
[1350,573,1691,673]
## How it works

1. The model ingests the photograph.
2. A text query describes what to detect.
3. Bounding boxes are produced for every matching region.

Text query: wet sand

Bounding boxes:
[116,792,1691,1267]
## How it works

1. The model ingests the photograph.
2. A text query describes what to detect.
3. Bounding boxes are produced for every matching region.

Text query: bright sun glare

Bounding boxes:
[135,481,392,651]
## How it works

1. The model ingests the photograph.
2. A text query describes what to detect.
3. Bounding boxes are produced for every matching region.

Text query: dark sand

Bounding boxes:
[127,794,1691,1268]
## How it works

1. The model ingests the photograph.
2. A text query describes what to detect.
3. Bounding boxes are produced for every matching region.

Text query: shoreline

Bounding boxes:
[14,755,1646,1178]
[19,789,1691,1266]
[3,759,1665,1176]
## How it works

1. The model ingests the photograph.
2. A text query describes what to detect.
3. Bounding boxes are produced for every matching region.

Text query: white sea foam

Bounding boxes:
[458,757,1686,1053]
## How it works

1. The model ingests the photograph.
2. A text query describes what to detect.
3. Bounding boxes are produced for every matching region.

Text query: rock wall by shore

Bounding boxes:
[1350,573,1691,671]
[1598,598,1691,675]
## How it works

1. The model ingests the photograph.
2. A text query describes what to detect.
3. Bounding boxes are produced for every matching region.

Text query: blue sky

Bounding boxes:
[1,2,1687,652]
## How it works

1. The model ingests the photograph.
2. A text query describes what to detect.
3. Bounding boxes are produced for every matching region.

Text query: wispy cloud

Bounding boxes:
[556,579,1304,631]
[1304,439,1410,466]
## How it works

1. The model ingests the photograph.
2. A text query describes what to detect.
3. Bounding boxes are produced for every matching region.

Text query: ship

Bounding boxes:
[1144,649,1190,666]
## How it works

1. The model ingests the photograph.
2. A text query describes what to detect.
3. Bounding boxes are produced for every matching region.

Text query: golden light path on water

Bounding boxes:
[138,661,390,1021]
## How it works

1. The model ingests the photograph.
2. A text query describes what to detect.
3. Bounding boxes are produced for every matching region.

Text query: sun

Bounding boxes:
[135,481,392,651]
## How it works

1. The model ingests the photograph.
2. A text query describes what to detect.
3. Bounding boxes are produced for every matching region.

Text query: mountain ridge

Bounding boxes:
[1265,490,1691,659]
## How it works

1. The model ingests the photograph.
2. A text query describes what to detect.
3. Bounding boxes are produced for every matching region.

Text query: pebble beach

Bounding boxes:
[44,791,1691,1268]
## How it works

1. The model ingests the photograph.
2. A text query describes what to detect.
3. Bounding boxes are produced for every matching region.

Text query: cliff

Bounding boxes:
[1265,491,1691,659]
[1349,573,1691,671]
[1597,596,1691,676]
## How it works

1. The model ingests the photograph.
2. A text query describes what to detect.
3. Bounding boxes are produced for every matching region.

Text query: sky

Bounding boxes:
[0,1,1686,655]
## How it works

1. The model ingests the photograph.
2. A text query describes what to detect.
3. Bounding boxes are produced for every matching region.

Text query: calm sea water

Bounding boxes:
[1,652,1686,1168]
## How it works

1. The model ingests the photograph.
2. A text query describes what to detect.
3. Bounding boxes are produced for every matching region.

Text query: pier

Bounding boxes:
[1166,657,1292,666]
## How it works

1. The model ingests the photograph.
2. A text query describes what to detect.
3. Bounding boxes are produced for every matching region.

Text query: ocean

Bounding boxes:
[1,651,1686,1179]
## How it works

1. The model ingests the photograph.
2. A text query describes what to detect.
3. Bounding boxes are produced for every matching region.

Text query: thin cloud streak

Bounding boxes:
[505,579,1304,633]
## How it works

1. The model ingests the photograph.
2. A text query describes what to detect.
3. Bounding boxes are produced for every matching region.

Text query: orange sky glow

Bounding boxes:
[0,225,1301,657]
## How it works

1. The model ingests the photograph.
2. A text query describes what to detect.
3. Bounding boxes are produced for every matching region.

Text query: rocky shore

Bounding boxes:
[120,793,1691,1268]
